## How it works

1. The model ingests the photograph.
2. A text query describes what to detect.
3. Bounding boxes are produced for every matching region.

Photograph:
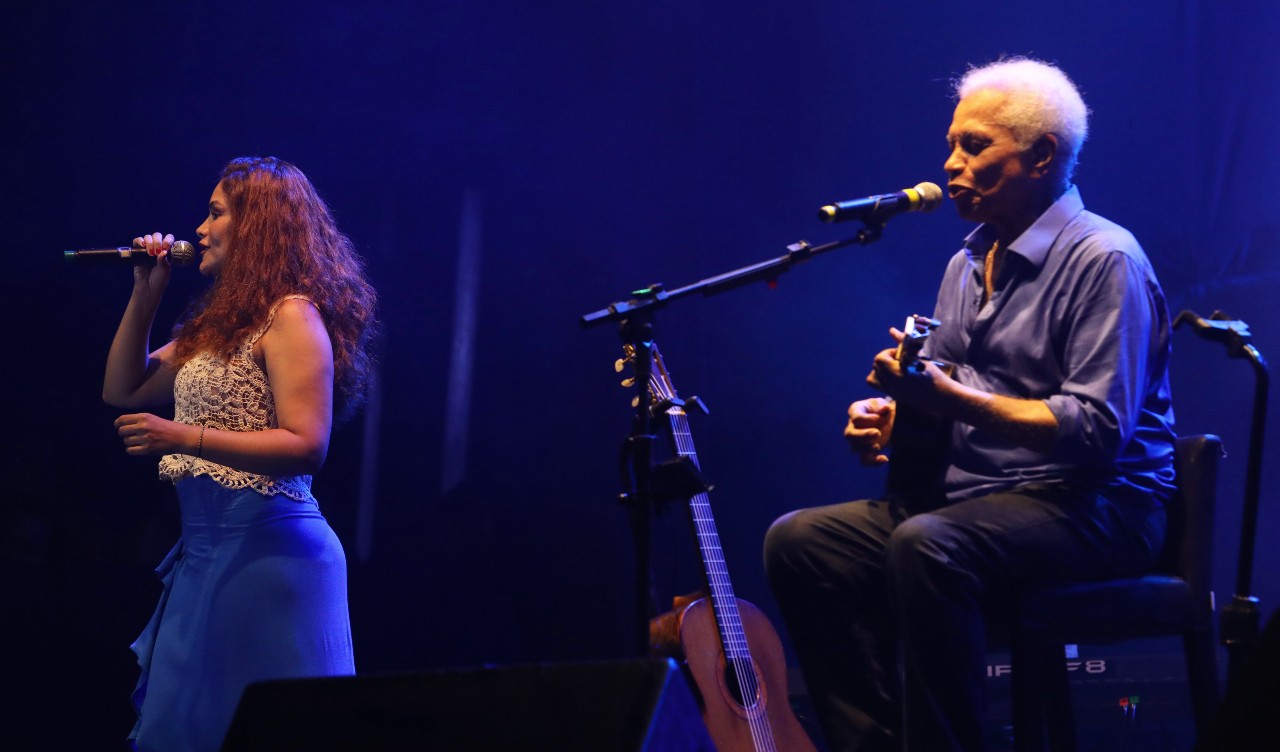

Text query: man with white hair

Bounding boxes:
[764,58,1175,751]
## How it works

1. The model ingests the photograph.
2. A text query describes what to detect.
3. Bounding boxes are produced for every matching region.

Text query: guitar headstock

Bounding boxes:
[894,314,941,371]
[617,343,706,416]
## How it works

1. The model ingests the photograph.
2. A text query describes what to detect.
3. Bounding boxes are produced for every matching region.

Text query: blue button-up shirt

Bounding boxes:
[924,186,1176,508]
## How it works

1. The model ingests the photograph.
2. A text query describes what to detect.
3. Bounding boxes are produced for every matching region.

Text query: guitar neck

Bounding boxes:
[667,408,752,661]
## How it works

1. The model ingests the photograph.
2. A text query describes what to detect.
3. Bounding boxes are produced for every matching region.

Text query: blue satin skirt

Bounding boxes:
[129,476,355,752]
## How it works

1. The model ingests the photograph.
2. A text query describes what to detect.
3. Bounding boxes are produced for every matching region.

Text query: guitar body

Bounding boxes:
[678,598,818,752]
[884,315,955,514]
[885,400,953,513]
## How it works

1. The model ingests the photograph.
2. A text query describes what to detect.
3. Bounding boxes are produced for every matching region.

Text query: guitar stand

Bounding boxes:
[1174,309,1270,698]
[614,321,716,655]
[584,221,894,656]
[613,315,661,657]
[651,456,714,504]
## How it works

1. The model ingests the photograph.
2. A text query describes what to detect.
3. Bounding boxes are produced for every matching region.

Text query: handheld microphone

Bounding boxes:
[64,240,196,267]
[818,182,943,223]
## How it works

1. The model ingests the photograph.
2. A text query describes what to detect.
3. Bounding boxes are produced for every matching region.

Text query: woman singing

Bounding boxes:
[103,156,377,751]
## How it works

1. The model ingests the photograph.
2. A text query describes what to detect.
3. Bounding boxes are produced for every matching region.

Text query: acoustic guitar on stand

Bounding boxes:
[622,343,817,752]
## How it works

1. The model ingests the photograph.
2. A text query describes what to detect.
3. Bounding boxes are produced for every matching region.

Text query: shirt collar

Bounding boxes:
[961,185,1085,269]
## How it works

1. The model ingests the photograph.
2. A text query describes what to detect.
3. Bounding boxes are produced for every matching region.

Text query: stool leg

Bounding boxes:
[1042,645,1076,752]
[1184,627,1221,734]
[1010,627,1048,752]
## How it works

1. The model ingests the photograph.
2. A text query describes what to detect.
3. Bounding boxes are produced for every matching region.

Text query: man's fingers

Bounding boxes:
[860,451,889,466]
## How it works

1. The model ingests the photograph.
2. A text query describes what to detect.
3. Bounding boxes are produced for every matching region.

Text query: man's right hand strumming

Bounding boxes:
[844,397,896,466]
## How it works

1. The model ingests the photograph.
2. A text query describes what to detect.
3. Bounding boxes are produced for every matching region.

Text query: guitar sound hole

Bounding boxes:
[723,660,758,709]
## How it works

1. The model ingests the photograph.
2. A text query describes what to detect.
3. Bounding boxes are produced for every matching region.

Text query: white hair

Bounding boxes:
[954,57,1090,183]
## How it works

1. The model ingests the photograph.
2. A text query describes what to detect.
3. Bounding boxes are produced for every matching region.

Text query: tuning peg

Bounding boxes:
[631,396,640,409]
[620,377,636,388]
[615,358,627,373]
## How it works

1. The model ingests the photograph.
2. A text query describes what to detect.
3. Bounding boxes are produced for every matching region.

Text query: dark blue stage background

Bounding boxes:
[5,2,1279,749]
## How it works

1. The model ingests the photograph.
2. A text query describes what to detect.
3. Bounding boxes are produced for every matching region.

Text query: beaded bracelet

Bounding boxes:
[197,425,206,458]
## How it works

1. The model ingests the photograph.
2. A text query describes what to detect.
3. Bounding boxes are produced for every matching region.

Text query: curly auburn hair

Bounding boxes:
[172,156,378,418]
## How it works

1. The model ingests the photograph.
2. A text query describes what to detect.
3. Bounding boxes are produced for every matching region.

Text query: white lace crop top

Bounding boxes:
[157,295,317,502]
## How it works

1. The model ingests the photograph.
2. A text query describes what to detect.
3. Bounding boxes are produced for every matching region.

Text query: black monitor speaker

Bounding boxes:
[222,657,715,751]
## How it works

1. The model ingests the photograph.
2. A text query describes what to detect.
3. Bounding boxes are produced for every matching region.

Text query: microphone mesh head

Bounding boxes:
[169,240,195,266]
[913,182,943,212]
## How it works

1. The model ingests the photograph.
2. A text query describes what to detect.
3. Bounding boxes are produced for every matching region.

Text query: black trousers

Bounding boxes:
[763,484,1165,752]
